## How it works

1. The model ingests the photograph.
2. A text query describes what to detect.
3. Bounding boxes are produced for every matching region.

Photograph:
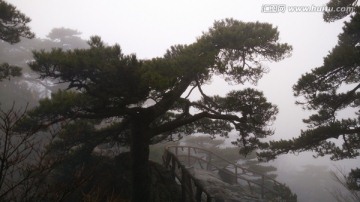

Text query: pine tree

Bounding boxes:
[26,19,292,201]
[259,3,360,195]
[0,0,34,81]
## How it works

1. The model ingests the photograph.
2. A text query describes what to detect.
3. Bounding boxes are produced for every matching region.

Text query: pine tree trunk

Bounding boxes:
[130,118,151,202]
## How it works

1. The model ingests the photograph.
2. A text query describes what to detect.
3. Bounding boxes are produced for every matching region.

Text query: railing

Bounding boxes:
[163,146,214,202]
[163,145,292,202]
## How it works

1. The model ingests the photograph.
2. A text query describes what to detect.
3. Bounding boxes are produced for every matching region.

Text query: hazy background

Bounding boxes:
[6,0,360,201]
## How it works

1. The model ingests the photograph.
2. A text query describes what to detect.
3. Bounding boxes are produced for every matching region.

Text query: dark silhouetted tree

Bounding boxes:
[0,0,34,44]
[0,62,21,82]
[323,0,358,22]
[331,167,360,201]
[0,104,51,201]
[0,0,34,81]
[259,3,360,197]
[0,26,90,201]
[26,19,292,202]
[0,28,89,110]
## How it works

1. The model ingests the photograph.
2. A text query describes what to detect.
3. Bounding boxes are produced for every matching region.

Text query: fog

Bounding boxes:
[4,0,360,201]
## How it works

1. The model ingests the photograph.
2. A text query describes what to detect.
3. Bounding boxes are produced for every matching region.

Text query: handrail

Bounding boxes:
[178,155,278,193]
[163,148,215,202]
[166,145,282,183]
[163,145,290,201]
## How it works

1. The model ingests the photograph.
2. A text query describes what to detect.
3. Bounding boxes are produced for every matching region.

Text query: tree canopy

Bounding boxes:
[0,27,94,201]
[0,0,34,81]
[259,7,360,161]
[25,18,292,201]
[259,6,360,196]
[0,0,34,44]
[0,28,88,110]
[323,0,358,22]
[0,62,21,82]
